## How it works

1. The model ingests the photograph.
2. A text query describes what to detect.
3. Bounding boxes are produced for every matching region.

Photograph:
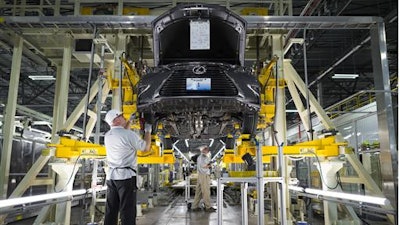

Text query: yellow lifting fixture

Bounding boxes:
[50,56,173,164]
[50,56,347,165]
[257,57,286,129]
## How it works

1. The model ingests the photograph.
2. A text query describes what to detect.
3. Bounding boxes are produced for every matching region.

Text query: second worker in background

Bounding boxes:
[192,145,216,212]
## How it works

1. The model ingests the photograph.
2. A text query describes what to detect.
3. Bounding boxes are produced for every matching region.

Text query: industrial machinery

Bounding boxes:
[0,2,395,225]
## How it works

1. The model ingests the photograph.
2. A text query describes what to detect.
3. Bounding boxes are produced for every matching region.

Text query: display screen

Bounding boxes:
[186,78,211,91]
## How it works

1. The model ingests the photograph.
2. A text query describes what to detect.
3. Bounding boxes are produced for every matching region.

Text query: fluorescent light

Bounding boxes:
[209,138,214,147]
[289,185,389,206]
[332,74,359,79]
[343,134,352,139]
[28,75,56,81]
[343,126,352,130]
[185,139,189,148]
[288,185,304,192]
[306,188,389,205]
[0,189,87,209]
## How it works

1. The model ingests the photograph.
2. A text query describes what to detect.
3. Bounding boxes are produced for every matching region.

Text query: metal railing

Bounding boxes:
[326,74,397,119]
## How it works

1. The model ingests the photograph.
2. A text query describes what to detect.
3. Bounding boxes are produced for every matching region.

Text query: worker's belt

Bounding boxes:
[111,167,137,174]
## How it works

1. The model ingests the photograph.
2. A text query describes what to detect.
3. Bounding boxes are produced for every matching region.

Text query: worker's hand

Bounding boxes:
[144,123,152,133]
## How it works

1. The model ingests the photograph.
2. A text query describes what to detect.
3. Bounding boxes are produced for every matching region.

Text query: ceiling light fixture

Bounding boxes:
[28,75,56,81]
[332,74,359,79]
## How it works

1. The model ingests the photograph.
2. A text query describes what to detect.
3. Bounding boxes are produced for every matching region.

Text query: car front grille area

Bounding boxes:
[159,67,238,96]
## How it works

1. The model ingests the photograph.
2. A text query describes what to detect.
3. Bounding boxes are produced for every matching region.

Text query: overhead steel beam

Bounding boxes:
[2,16,382,30]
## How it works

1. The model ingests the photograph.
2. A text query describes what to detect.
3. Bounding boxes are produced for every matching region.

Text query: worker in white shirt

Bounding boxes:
[103,109,152,225]
[192,145,216,212]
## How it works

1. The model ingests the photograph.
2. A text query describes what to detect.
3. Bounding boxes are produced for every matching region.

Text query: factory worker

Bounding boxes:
[192,145,216,212]
[103,109,152,225]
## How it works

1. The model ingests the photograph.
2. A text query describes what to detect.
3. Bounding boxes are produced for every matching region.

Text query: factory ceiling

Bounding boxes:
[0,0,397,136]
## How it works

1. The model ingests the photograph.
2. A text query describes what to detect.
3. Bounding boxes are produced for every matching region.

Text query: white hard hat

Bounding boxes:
[104,109,122,126]
[199,145,209,151]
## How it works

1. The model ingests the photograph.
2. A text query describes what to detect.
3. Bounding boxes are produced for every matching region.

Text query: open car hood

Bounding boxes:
[152,3,246,67]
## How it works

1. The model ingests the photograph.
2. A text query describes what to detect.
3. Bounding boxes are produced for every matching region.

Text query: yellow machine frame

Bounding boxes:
[51,57,345,164]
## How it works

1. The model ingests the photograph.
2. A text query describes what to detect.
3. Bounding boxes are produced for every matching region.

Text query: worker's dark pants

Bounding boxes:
[104,177,137,225]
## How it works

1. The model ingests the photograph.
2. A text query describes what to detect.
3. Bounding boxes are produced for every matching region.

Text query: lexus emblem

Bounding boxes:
[192,65,206,75]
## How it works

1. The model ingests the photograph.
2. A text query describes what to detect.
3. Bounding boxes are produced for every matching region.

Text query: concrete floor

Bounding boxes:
[137,200,251,225]
[6,193,273,225]
[7,198,258,225]
[6,193,389,225]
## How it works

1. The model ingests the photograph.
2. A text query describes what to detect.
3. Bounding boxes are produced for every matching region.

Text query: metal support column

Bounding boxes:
[277,145,288,225]
[51,33,72,143]
[317,82,323,106]
[152,164,160,192]
[82,27,97,140]
[73,0,80,16]
[117,0,123,15]
[185,162,191,205]
[271,35,286,145]
[85,42,109,141]
[315,161,344,225]
[94,45,106,144]
[217,178,224,225]
[0,35,23,199]
[112,32,126,110]
[256,142,264,225]
[54,0,61,16]
[272,34,289,224]
[90,159,99,223]
[370,22,397,213]
[241,182,248,225]
[50,163,82,225]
